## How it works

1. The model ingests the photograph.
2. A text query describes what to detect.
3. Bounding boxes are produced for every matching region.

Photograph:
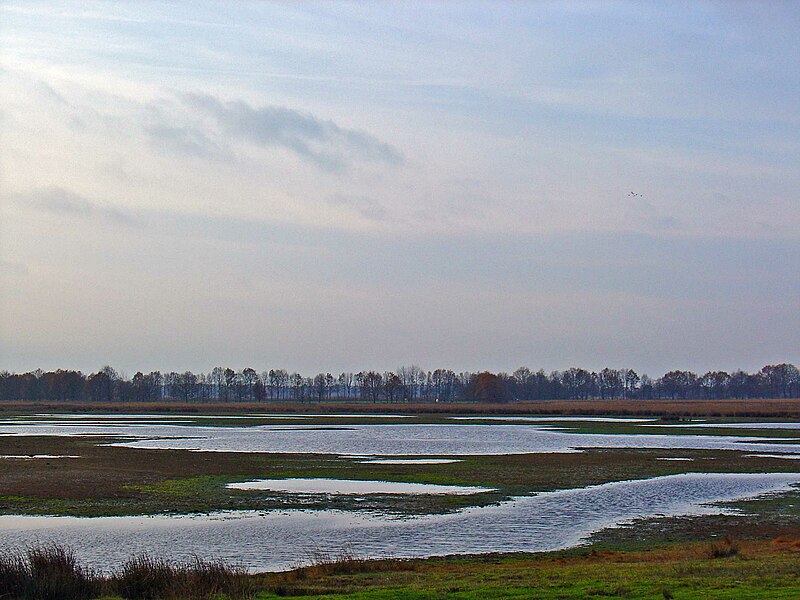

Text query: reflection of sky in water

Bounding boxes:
[746,454,800,460]
[0,455,79,459]
[31,413,411,420]
[226,478,491,494]
[2,422,800,456]
[356,458,461,464]
[0,473,797,572]
[646,422,800,430]
[451,416,656,423]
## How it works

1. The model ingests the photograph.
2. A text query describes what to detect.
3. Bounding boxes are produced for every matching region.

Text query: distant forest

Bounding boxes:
[1,363,798,403]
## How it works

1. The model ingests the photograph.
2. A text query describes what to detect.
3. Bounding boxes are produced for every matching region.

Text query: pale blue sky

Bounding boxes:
[1,1,798,375]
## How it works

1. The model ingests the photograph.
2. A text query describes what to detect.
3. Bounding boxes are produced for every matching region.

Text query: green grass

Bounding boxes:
[251,541,800,599]
[4,540,800,599]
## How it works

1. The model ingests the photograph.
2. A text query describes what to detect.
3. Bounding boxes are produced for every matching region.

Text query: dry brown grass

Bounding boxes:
[771,536,800,551]
[705,535,740,559]
[0,545,253,600]
[2,398,800,417]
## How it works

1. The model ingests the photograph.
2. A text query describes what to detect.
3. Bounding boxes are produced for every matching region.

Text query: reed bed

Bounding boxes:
[0,545,253,600]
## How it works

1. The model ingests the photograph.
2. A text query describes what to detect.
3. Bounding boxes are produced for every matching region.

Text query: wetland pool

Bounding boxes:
[2,419,800,456]
[0,472,797,572]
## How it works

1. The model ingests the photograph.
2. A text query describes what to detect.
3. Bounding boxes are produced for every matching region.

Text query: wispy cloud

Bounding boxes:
[181,93,404,172]
[144,122,232,161]
[19,186,141,227]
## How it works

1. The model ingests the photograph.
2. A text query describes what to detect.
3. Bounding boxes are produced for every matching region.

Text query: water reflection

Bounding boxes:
[0,473,796,572]
[2,421,799,456]
[226,478,492,494]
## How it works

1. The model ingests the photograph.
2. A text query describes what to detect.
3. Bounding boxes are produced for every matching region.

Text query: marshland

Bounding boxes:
[3,1,800,597]
[1,407,800,598]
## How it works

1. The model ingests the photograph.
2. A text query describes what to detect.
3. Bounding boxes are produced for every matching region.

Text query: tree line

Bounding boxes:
[0,363,798,403]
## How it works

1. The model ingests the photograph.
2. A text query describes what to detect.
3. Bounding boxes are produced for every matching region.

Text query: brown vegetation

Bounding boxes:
[0,545,252,600]
[706,535,740,558]
[3,397,800,417]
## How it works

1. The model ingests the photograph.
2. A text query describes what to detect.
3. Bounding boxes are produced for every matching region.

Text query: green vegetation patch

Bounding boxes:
[253,541,800,599]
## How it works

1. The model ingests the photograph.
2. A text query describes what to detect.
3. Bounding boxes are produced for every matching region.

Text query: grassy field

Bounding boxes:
[250,538,800,599]
[5,538,800,599]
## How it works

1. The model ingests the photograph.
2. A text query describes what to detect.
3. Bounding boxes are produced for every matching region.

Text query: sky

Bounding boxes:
[1,1,798,377]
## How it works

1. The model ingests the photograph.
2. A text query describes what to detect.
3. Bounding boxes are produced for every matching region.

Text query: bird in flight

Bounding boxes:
[628,191,644,198]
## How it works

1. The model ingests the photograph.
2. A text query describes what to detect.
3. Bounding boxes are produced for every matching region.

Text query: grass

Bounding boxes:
[114,554,254,599]
[0,545,98,600]
[252,538,800,599]
[3,539,800,599]
[706,536,740,559]
[0,545,253,600]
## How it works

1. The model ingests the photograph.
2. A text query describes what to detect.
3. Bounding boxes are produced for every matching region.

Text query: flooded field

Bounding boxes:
[2,416,800,456]
[0,472,797,572]
[2,413,800,572]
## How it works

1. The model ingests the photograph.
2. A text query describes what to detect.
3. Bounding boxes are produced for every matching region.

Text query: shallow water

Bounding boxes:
[646,422,800,430]
[450,416,656,423]
[0,455,79,460]
[357,458,462,464]
[226,478,491,495]
[746,454,800,460]
[3,420,800,456]
[96,424,800,456]
[0,472,796,572]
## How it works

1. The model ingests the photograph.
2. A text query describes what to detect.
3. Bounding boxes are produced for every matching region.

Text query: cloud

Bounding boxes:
[144,122,232,161]
[180,93,403,171]
[19,186,141,227]
[35,81,70,107]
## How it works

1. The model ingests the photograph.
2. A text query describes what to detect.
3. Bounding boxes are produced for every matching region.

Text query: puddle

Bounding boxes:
[227,478,491,495]
[451,416,656,423]
[338,455,461,465]
[265,414,412,419]
[646,422,800,430]
[270,427,357,432]
[0,455,80,459]
[746,454,800,460]
[358,458,462,465]
[656,457,694,461]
